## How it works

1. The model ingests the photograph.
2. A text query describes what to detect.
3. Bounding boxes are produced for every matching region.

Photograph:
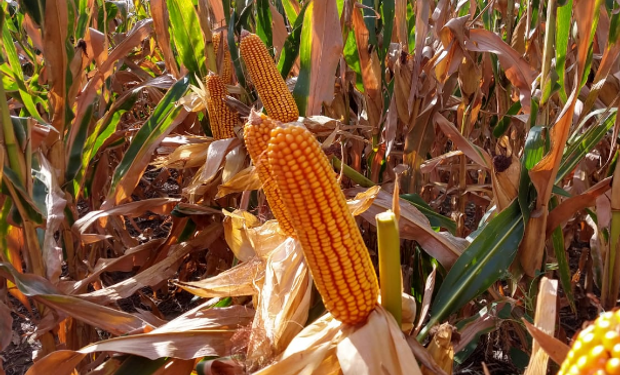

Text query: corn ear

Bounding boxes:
[266,123,379,325]
[239,31,299,123]
[243,110,295,237]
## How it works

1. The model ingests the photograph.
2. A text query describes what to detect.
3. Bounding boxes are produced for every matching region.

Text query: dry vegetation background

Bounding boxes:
[1,0,620,374]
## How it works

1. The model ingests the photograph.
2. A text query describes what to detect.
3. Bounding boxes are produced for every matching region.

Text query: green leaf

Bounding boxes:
[277,1,308,78]
[419,200,524,340]
[555,0,572,102]
[400,194,457,234]
[519,126,547,222]
[292,0,313,116]
[65,104,93,184]
[380,0,394,62]
[550,196,576,313]
[493,101,521,138]
[166,0,206,77]
[255,0,272,50]
[2,19,46,123]
[228,11,246,89]
[109,76,189,192]
[558,111,616,182]
[17,0,45,26]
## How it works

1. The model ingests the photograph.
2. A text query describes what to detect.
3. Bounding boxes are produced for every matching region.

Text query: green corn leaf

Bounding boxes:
[550,196,576,313]
[555,0,572,103]
[519,126,547,222]
[109,76,189,194]
[400,194,457,234]
[277,1,308,78]
[419,200,524,341]
[166,0,207,77]
[255,0,272,51]
[558,111,616,182]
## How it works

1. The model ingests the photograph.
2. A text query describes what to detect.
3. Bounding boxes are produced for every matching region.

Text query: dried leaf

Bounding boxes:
[349,188,467,269]
[546,177,612,237]
[216,166,263,199]
[435,113,492,168]
[175,257,264,298]
[466,29,536,113]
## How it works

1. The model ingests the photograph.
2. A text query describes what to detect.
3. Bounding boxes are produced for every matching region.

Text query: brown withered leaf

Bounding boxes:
[153,358,196,375]
[62,239,165,294]
[78,225,222,304]
[0,263,147,336]
[151,0,180,78]
[199,358,246,375]
[435,113,492,169]
[73,198,181,233]
[546,177,612,237]
[522,318,570,366]
[303,0,343,116]
[352,6,383,131]
[104,110,190,208]
[466,29,536,113]
[347,187,467,269]
[26,330,240,375]
[413,264,436,336]
[44,0,69,134]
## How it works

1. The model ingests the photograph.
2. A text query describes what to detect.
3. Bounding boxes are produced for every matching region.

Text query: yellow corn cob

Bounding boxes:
[204,72,237,140]
[558,310,620,375]
[266,123,379,325]
[212,32,233,84]
[243,110,295,237]
[239,31,299,123]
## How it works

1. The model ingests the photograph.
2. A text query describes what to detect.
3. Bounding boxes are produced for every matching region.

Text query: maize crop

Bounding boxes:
[212,32,232,84]
[558,310,620,375]
[243,110,295,237]
[204,72,237,140]
[239,31,299,123]
[266,123,379,325]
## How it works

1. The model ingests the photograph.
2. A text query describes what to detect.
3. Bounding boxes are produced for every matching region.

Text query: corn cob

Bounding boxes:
[204,72,237,140]
[212,32,233,84]
[266,123,379,325]
[239,31,299,123]
[243,110,295,237]
[559,310,620,375]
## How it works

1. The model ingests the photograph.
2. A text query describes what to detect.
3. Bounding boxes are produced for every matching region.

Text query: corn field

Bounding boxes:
[1,0,620,374]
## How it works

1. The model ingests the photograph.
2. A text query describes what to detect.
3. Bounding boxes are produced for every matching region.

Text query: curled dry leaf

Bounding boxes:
[216,166,263,199]
[78,225,222,304]
[252,305,423,375]
[346,187,467,269]
[175,256,264,298]
[223,209,261,261]
[421,323,454,375]
[73,198,181,233]
[491,155,521,212]
[0,263,148,336]
[247,238,312,369]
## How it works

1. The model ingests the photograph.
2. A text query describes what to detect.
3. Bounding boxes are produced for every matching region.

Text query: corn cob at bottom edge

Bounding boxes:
[558,310,620,374]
